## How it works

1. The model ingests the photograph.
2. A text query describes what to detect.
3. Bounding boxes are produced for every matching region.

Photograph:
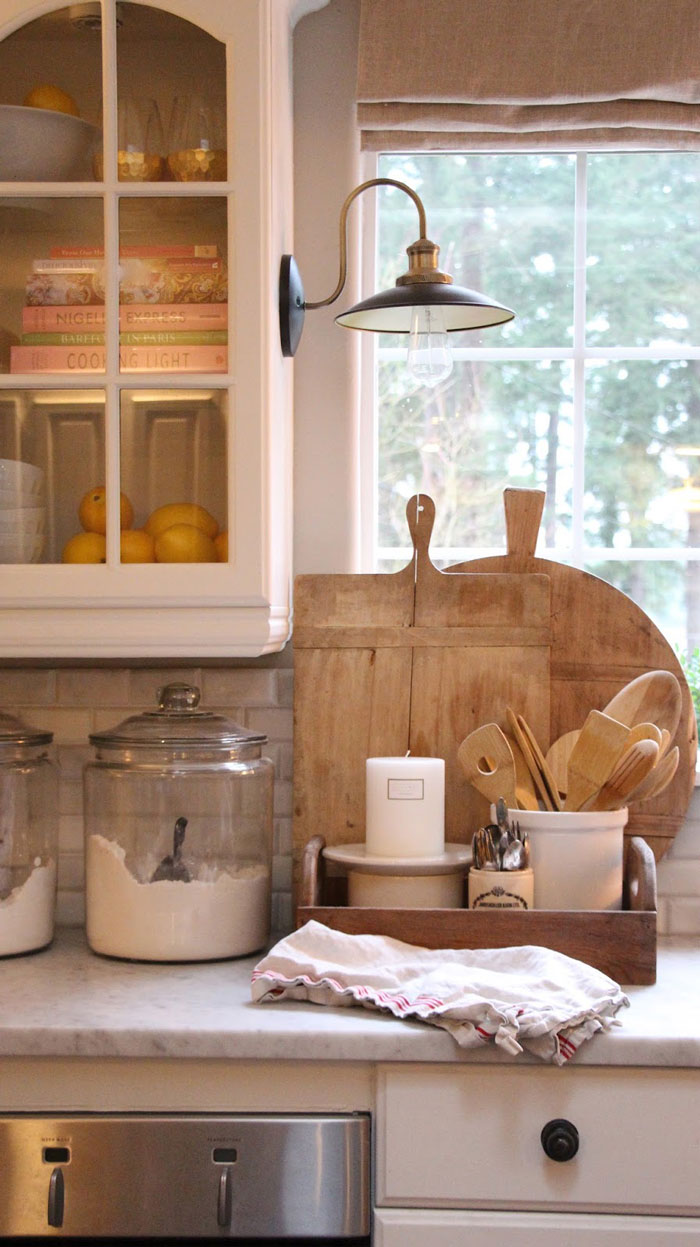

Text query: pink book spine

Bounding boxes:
[22,304,228,331]
[49,244,219,258]
[10,345,228,373]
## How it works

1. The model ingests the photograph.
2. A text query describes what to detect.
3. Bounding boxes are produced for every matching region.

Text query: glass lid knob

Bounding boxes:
[157,683,201,713]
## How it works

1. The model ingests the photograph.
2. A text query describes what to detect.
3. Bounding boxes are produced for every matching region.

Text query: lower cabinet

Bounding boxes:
[375,1064,700,1244]
[374,1209,700,1244]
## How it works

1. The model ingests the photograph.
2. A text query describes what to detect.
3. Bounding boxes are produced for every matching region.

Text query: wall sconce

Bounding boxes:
[279,176,514,387]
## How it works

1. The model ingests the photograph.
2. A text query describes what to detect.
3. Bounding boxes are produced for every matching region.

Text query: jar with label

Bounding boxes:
[83,684,274,962]
[0,711,57,957]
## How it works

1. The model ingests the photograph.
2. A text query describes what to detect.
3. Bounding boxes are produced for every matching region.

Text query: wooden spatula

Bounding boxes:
[583,738,660,812]
[603,669,682,739]
[545,728,580,797]
[457,723,517,809]
[564,709,630,812]
[504,730,540,810]
[506,707,556,811]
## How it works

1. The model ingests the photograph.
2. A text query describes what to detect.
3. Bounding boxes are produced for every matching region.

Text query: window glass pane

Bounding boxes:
[586,153,700,347]
[377,359,573,560]
[584,359,700,548]
[584,558,697,653]
[0,389,105,564]
[377,152,575,348]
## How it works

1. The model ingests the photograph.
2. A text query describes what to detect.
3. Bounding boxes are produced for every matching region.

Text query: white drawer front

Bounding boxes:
[377,1065,700,1213]
[375,1209,700,1246]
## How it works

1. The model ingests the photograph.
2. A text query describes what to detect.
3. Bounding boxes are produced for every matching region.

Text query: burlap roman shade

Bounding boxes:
[358,0,700,150]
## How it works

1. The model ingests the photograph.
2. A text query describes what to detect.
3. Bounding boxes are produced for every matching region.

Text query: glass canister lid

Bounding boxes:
[0,710,52,747]
[88,683,267,750]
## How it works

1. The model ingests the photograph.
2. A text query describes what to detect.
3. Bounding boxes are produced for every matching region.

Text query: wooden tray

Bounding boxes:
[297,834,658,985]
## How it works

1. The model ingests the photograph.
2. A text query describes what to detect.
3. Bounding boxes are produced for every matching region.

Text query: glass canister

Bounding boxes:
[83,683,274,962]
[0,712,57,957]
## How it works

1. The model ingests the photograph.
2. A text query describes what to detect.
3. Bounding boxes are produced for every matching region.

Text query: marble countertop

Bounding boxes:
[0,927,699,1067]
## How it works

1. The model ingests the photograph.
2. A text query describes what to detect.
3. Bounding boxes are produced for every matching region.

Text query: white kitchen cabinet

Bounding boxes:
[374,1209,700,1245]
[376,1064,700,1242]
[0,0,321,657]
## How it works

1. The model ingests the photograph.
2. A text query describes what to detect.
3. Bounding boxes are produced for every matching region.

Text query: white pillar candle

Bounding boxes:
[365,756,445,858]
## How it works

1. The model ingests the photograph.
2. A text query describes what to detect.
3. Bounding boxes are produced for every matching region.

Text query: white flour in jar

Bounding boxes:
[0,858,56,956]
[86,834,270,961]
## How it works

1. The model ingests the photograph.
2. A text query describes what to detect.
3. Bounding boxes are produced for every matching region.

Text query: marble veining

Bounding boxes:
[0,927,699,1066]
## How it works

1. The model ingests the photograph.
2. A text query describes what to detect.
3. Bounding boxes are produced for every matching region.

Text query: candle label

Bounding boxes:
[387,778,425,800]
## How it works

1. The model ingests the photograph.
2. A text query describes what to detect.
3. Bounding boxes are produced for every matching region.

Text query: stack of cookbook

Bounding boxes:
[10,244,228,374]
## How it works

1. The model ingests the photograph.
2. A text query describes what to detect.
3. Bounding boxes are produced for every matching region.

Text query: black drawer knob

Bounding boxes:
[541,1118,579,1162]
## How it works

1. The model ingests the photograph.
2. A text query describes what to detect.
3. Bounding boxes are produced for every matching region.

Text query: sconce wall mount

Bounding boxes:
[279,177,514,365]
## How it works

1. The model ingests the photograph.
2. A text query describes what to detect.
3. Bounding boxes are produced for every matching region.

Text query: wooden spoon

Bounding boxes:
[516,712,563,811]
[457,723,517,809]
[505,708,556,811]
[503,730,540,810]
[583,738,659,812]
[626,745,680,804]
[603,670,682,739]
[564,709,630,812]
[626,721,663,748]
[545,728,580,797]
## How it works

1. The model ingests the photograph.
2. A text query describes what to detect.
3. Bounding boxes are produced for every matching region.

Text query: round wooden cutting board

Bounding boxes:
[447,488,698,861]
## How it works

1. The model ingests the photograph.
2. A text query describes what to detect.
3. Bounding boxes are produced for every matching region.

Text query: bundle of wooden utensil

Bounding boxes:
[457,669,682,814]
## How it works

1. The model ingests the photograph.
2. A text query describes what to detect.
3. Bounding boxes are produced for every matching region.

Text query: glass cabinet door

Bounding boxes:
[0,0,293,654]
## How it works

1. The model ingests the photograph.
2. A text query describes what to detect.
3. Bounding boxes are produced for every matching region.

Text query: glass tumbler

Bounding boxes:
[166,95,227,181]
[94,96,165,181]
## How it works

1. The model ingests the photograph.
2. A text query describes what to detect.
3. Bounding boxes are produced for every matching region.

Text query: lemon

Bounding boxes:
[154,523,217,563]
[79,487,134,535]
[214,530,228,562]
[61,531,106,563]
[145,502,218,540]
[23,83,79,117]
[120,529,155,563]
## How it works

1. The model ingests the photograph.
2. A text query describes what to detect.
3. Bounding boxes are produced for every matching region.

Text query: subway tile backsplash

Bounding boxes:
[0,664,698,940]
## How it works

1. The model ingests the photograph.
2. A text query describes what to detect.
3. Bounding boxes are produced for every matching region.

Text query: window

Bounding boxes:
[368,151,700,656]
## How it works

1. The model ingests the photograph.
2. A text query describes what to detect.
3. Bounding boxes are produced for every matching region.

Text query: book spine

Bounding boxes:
[21,330,228,346]
[49,244,220,259]
[21,332,106,346]
[10,345,228,373]
[22,304,228,331]
[22,306,106,330]
[26,273,105,306]
[33,258,102,274]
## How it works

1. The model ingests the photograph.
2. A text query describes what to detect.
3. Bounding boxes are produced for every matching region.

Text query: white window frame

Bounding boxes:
[359,149,700,579]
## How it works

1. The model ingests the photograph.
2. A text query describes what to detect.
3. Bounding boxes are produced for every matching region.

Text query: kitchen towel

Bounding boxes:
[251,920,629,1064]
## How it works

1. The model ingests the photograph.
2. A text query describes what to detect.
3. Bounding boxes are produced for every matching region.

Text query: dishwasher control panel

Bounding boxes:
[0,1112,371,1239]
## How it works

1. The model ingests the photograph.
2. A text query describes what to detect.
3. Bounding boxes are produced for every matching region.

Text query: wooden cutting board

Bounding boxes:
[448,487,698,860]
[293,494,552,897]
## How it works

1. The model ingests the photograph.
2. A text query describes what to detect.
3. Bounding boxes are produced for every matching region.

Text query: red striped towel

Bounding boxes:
[251,920,629,1065]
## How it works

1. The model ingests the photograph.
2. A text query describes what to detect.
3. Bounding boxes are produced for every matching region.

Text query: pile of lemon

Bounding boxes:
[61,488,228,563]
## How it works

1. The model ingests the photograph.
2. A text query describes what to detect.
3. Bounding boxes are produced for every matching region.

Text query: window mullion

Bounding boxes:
[571,152,588,569]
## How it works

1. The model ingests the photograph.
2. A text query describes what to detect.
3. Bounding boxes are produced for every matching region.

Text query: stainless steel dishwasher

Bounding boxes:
[0,1113,371,1243]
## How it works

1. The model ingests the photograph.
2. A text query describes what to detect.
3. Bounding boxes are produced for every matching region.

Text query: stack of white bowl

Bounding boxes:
[0,459,46,563]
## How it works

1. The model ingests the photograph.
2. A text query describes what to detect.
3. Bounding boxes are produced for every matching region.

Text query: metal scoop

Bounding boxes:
[151,816,191,883]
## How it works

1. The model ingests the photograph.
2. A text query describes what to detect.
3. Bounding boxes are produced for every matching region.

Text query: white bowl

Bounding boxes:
[0,106,99,181]
[0,459,44,497]
[0,506,46,533]
[0,530,44,562]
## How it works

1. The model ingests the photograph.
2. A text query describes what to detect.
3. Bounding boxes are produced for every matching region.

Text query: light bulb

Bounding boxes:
[407,304,453,387]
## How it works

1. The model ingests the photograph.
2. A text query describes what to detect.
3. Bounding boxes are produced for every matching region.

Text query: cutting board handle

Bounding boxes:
[405,493,437,574]
[504,488,545,560]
